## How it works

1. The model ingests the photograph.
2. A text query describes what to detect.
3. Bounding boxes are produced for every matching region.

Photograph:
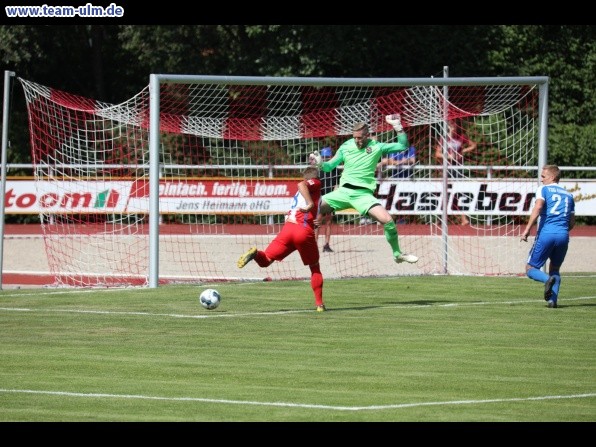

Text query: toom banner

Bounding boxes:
[4,179,596,215]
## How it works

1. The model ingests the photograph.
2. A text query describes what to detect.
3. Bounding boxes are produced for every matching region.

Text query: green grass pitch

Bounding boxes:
[1,275,595,422]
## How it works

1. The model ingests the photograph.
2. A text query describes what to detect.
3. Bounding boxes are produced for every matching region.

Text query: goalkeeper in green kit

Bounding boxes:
[310,114,418,264]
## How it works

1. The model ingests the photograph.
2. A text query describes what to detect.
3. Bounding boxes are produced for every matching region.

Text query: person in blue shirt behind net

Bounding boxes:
[520,165,576,308]
[379,144,417,179]
[377,145,417,225]
[315,146,341,252]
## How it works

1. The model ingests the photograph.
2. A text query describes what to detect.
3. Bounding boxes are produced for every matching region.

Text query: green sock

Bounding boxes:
[384,221,401,257]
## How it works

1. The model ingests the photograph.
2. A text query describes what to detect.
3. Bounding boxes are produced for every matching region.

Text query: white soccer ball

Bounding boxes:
[199,288,221,310]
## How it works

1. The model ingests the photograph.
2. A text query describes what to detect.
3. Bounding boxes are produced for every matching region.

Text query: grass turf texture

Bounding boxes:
[0,275,595,422]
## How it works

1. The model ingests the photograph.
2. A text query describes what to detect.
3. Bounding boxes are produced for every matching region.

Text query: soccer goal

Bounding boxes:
[10,74,548,287]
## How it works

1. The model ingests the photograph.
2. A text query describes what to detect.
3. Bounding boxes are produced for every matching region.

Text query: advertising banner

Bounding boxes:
[5,179,596,215]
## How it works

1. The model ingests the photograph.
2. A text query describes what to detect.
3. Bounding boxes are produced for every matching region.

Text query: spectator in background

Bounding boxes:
[434,120,477,225]
[378,145,417,224]
[379,145,417,179]
[434,120,477,172]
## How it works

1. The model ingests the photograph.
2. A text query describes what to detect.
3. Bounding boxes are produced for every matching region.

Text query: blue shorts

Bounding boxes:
[526,232,569,269]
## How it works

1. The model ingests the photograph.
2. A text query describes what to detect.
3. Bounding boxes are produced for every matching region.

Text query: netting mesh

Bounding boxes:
[19,77,541,287]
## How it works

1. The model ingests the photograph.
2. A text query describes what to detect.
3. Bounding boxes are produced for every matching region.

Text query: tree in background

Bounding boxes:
[487,25,595,174]
[1,24,593,172]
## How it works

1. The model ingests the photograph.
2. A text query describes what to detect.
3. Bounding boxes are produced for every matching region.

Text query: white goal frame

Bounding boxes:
[147,74,549,288]
[0,71,550,289]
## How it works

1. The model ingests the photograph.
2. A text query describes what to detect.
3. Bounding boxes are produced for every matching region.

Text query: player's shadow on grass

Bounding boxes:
[399,300,448,305]
[557,302,596,308]
[303,305,381,312]
[315,300,448,312]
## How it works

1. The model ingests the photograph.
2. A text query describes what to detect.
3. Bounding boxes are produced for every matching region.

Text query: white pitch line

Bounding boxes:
[0,388,594,411]
[0,296,595,319]
[0,306,310,318]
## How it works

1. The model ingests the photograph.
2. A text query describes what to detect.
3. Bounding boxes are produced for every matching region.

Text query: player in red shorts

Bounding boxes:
[237,166,326,312]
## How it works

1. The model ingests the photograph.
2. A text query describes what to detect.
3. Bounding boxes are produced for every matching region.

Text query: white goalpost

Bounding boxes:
[5,73,549,287]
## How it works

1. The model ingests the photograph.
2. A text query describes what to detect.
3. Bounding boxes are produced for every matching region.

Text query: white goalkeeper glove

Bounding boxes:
[309,150,322,167]
[385,114,404,132]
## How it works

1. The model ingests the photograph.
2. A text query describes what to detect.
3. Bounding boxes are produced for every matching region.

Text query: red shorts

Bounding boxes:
[265,222,319,266]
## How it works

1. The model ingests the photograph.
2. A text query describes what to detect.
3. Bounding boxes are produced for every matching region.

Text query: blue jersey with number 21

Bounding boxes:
[527,183,575,269]
[535,184,575,236]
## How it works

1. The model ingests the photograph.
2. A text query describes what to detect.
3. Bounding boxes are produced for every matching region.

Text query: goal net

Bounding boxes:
[17,76,545,287]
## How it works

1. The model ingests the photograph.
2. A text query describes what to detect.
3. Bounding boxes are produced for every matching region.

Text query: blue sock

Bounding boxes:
[551,274,561,301]
[527,268,549,284]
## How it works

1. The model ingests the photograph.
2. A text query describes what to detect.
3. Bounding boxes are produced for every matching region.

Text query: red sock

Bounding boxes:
[309,264,323,306]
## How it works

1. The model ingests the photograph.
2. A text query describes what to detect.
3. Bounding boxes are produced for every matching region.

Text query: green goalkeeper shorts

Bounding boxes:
[322,185,380,216]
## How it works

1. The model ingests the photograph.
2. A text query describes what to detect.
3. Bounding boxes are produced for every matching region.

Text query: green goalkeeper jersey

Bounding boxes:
[320,133,409,192]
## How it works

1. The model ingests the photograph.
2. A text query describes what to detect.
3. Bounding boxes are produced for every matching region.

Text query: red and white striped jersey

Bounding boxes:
[285,178,321,230]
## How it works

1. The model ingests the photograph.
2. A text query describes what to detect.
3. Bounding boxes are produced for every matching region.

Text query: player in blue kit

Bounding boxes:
[521,165,575,308]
